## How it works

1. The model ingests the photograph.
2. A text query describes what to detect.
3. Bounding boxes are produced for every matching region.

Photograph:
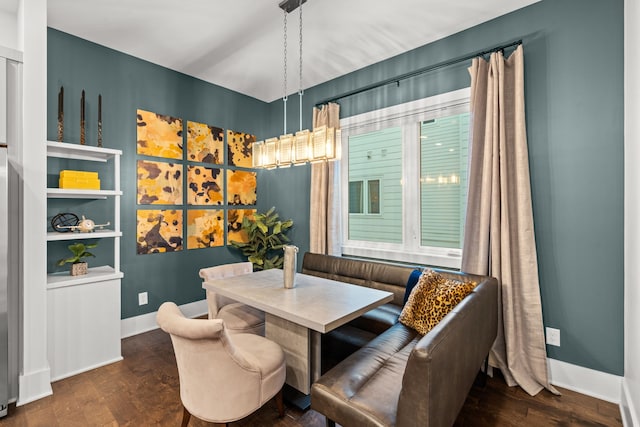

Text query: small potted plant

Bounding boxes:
[230,207,293,271]
[57,242,97,276]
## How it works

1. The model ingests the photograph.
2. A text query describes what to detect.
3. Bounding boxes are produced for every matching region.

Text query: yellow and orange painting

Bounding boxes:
[136,209,183,254]
[187,121,223,164]
[187,209,224,249]
[227,130,255,168]
[227,209,256,244]
[137,109,183,159]
[227,170,257,205]
[137,160,183,205]
[187,165,223,205]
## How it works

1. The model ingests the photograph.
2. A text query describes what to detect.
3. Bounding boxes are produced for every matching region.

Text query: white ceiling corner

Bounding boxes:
[47,0,541,103]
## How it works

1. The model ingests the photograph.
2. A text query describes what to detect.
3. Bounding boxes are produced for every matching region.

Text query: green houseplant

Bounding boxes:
[57,242,97,276]
[230,207,293,270]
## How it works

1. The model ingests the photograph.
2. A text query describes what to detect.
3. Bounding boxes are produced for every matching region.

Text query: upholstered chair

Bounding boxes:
[199,262,265,335]
[156,302,286,427]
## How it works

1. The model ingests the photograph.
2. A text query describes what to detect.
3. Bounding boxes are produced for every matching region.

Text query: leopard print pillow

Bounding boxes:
[399,269,477,335]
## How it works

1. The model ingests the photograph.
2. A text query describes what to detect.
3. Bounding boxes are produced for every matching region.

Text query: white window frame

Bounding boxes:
[340,88,470,268]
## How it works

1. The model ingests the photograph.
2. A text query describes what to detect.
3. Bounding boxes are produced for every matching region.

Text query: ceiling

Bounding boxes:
[47,0,540,103]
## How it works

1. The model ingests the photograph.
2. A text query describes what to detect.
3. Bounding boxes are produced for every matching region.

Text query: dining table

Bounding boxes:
[202,268,394,407]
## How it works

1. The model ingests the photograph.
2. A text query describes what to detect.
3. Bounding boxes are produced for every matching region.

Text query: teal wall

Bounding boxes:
[47,28,275,319]
[263,0,624,375]
[47,0,624,376]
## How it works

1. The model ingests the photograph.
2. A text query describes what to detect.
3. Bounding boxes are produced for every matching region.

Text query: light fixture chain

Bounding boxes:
[299,0,303,94]
[283,10,288,102]
[298,0,303,131]
[283,9,288,134]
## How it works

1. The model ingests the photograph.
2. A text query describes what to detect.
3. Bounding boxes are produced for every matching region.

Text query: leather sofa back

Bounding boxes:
[302,252,415,306]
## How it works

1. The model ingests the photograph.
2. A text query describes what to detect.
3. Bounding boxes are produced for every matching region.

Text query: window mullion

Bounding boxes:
[402,121,420,252]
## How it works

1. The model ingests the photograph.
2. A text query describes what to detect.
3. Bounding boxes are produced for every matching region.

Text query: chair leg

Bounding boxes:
[325,418,336,427]
[181,406,191,427]
[275,388,285,418]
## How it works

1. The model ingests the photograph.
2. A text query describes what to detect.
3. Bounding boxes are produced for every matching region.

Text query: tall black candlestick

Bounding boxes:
[97,94,103,147]
[57,86,64,142]
[80,90,86,145]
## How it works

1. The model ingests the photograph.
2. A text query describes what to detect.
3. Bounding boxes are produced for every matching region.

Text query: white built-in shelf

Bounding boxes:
[46,141,122,162]
[47,265,124,289]
[47,188,122,199]
[47,229,122,241]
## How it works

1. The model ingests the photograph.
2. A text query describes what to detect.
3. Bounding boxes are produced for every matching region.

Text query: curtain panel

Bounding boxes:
[310,102,341,255]
[462,45,556,396]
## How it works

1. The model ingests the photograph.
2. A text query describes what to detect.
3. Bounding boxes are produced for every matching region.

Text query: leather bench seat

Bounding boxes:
[314,323,419,427]
[303,253,499,427]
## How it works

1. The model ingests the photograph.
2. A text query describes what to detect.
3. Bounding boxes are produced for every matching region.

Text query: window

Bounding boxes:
[340,88,470,268]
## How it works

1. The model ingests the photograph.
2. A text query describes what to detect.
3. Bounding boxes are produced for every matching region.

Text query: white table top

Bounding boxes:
[203,268,394,333]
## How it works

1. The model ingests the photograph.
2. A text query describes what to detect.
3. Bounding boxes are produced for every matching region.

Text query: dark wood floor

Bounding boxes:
[3,327,622,426]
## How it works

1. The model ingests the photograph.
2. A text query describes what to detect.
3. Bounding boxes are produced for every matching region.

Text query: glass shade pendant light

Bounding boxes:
[254,0,339,169]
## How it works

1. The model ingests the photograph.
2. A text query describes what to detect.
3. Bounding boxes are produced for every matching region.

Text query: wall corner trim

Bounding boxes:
[17,366,52,406]
[621,379,639,427]
[120,299,208,339]
[547,357,622,404]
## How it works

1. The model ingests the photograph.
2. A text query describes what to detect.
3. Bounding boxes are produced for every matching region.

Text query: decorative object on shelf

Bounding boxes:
[226,170,257,205]
[187,209,224,249]
[251,0,339,169]
[229,207,293,271]
[57,86,64,142]
[57,242,97,276]
[187,121,223,164]
[54,215,110,233]
[227,130,255,168]
[136,209,183,254]
[97,94,103,147]
[136,109,183,160]
[283,245,299,288]
[136,159,183,205]
[58,169,101,190]
[187,165,223,205]
[80,89,86,145]
[51,212,79,233]
[227,209,256,244]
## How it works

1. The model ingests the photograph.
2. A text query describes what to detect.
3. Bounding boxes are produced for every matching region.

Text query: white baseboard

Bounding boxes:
[17,366,53,406]
[547,358,622,404]
[621,379,639,427]
[120,299,208,338]
[50,356,124,382]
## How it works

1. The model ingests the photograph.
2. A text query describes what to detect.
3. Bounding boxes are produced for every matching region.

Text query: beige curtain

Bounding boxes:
[462,46,557,396]
[310,102,341,255]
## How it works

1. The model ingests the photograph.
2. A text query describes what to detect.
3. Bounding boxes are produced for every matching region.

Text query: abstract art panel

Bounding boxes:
[227,130,255,168]
[187,209,224,249]
[137,109,183,159]
[227,209,256,245]
[187,121,223,164]
[136,209,183,254]
[187,165,223,205]
[137,160,183,205]
[227,170,257,205]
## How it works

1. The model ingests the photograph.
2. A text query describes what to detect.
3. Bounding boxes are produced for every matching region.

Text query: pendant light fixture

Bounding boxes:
[253,0,339,169]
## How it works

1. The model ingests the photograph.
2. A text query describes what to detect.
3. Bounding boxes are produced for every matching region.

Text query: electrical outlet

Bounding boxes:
[138,292,148,306]
[545,327,560,347]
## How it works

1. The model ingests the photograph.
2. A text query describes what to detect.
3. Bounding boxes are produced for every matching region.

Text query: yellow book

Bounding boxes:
[59,170,99,180]
[59,177,101,190]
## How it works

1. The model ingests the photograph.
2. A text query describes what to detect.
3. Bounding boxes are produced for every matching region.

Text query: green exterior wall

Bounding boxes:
[47,0,624,376]
[263,0,624,375]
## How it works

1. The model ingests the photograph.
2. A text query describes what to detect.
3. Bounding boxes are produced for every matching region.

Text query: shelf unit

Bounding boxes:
[45,140,123,381]
[46,141,122,284]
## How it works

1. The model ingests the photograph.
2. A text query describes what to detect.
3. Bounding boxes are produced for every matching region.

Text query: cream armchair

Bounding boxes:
[199,262,265,335]
[156,302,286,426]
